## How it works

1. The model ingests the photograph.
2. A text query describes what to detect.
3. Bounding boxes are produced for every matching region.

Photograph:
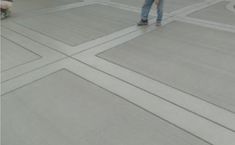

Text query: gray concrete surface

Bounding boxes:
[1,37,40,71]
[14,4,140,46]
[2,69,210,145]
[12,0,83,14]
[1,0,235,145]
[189,1,235,26]
[98,21,235,112]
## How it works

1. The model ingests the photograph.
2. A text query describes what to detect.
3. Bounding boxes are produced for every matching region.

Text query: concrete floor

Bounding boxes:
[1,0,235,145]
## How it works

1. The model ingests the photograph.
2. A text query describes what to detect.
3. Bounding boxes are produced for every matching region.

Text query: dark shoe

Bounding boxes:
[137,19,148,26]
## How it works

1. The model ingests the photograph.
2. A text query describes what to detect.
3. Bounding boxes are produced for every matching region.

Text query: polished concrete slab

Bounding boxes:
[111,0,204,13]
[98,21,235,112]
[189,1,235,26]
[14,4,139,46]
[0,27,65,82]
[1,37,40,71]
[12,0,83,14]
[1,0,235,145]
[2,69,210,145]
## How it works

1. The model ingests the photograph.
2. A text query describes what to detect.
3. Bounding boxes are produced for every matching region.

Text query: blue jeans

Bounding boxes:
[141,0,164,22]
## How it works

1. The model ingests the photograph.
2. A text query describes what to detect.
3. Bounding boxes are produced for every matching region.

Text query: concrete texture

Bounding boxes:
[14,4,139,46]
[99,21,235,112]
[2,70,210,145]
[1,37,40,71]
[189,2,235,25]
[12,0,83,14]
[189,1,235,26]
[1,0,235,145]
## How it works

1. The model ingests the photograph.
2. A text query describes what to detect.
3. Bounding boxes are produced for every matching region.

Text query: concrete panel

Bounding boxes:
[189,2,235,26]
[2,69,209,145]
[1,37,40,71]
[15,4,140,46]
[0,27,65,82]
[12,0,83,14]
[99,21,235,112]
[111,0,204,13]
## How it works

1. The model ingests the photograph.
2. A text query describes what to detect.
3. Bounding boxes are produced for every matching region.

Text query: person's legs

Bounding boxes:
[138,0,154,26]
[141,0,154,21]
[156,0,164,24]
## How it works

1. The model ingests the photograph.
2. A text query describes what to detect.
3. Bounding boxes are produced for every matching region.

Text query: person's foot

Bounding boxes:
[1,9,10,19]
[1,11,7,19]
[156,21,161,26]
[137,19,148,26]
